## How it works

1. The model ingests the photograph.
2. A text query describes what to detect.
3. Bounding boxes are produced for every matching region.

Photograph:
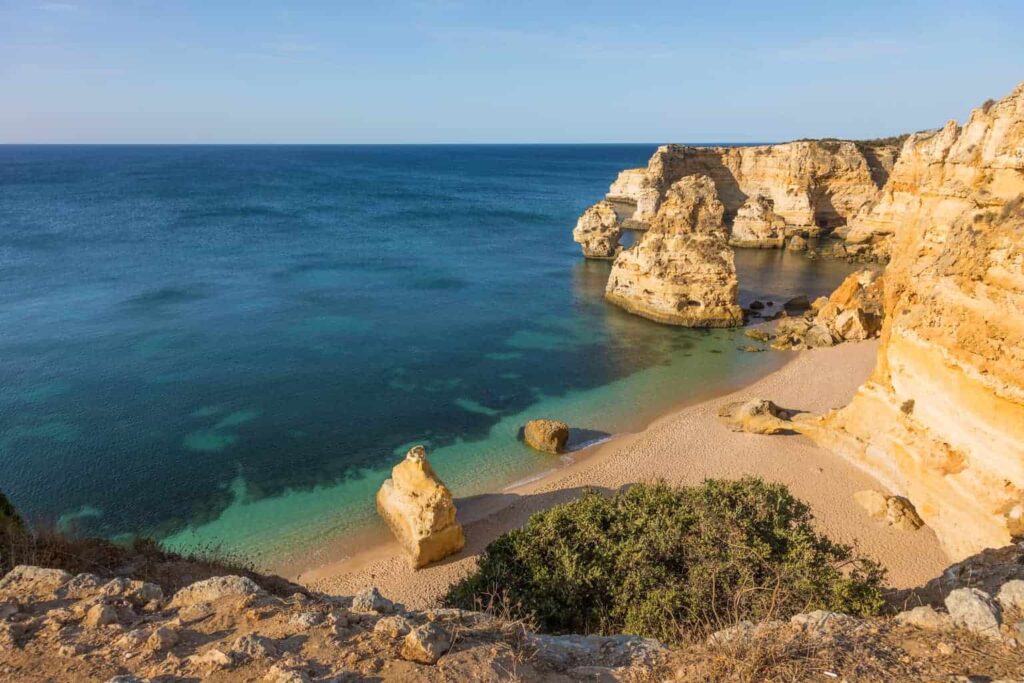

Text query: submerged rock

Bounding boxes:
[376,446,465,568]
[523,419,570,454]
[605,175,743,327]
[572,201,623,259]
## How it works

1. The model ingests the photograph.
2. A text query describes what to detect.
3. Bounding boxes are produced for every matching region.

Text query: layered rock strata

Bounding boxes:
[572,200,622,258]
[803,83,1024,560]
[728,194,787,248]
[603,140,896,236]
[376,446,465,568]
[604,175,743,327]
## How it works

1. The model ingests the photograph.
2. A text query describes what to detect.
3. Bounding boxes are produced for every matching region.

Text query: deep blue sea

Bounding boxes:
[0,145,857,569]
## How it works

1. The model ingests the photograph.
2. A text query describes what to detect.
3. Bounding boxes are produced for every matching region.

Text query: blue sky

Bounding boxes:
[2,0,1022,143]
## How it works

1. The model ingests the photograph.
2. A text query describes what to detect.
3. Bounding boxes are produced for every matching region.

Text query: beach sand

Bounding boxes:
[299,340,951,609]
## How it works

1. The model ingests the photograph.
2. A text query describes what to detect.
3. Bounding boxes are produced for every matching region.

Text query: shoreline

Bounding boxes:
[296,340,952,608]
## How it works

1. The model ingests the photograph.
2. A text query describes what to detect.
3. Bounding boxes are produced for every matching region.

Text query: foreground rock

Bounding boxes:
[523,419,570,454]
[806,82,1024,560]
[728,194,787,248]
[376,445,465,568]
[0,565,670,682]
[605,175,743,327]
[572,200,623,259]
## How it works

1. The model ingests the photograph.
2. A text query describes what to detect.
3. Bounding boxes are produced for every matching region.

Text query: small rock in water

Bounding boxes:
[523,419,570,454]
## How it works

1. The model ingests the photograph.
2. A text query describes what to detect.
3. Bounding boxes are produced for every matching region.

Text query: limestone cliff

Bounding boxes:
[804,83,1024,560]
[603,140,894,237]
[604,175,743,327]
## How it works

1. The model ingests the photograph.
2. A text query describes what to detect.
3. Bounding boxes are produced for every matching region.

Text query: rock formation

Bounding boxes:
[766,269,884,350]
[523,419,570,454]
[717,398,795,434]
[604,175,743,327]
[601,140,897,238]
[0,564,668,681]
[572,200,622,258]
[376,446,465,568]
[802,83,1024,560]
[728,194,787,248]
[853,490,924,531]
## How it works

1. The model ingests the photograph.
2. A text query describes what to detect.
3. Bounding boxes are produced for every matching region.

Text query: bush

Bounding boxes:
[444,478,885,643]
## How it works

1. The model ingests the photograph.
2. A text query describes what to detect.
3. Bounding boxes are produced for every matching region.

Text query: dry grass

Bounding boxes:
[0,523,304,597]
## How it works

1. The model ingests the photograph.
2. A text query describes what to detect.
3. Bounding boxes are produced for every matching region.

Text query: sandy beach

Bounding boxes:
[299,340,951,609]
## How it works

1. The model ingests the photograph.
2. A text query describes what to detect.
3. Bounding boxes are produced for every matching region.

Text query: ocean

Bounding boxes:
[0,144,858,569]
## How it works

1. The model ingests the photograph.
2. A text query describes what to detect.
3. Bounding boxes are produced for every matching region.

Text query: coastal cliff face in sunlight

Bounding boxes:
[604,175,743,327]
[807,82,1024,560]
[603,139,896,236]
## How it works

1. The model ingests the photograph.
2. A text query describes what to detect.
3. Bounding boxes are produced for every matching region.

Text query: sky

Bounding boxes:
[2,0,1023,143]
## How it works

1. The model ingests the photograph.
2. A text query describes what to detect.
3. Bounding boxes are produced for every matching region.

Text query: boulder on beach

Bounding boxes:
[523,419,570,454]
[376,445,465,569]
[717,398,794,435]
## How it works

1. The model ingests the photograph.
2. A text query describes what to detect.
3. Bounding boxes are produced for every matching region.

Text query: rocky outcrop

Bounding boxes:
[728,194,787,248]
[523,419,570,454]
[718,398,796,434]
[600,140,896,239]
[842,88,1024,261]
[604,175,743,327]
[803,83,1024,560]
[767,269,884,350]
[376,446,465,569]
[853,490,924,531]
[572,200,622,259]
[0,564,668,682]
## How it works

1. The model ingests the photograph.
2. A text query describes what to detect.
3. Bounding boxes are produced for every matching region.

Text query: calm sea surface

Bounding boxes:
[0,145,857,567]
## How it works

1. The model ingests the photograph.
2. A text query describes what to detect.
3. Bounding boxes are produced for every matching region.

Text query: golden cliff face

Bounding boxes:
[807,83,1024,560]
[604,175,743,327]
[606,140,894,235]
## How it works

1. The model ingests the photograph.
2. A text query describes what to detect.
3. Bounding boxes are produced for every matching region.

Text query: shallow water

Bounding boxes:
[0,145,857,566]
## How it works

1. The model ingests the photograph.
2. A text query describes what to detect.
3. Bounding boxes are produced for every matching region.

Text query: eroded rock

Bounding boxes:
[729,194,787,248]
[401,623,451,664]
[605,175,743,327]
[376,446,465,568]
[945,588,1002,639]
[718,398,794,435]
[573,201,623,259]
[523,419,570,454]
[169,575,263,608]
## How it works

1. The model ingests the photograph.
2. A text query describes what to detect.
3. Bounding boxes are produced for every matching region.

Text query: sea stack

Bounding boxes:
[728,194,787,248]
[572,200,622,258]
[604,175,743,327]
[805,82,1024,559]
[376,445,465,568]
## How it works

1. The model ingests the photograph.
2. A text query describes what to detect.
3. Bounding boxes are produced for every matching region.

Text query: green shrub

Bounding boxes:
[444,478,885,643]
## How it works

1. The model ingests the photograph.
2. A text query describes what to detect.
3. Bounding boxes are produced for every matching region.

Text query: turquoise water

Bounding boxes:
[0,145,857,567]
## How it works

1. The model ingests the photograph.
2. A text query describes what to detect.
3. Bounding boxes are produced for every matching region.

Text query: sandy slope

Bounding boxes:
[300,341,950,609]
